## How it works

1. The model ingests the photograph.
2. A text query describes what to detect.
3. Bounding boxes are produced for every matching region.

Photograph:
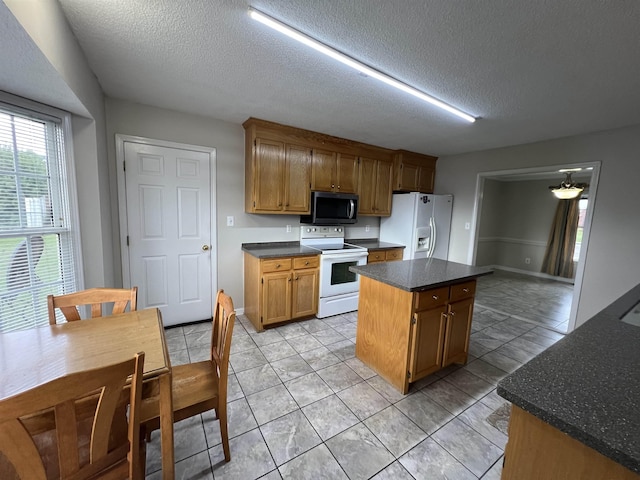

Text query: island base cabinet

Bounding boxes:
[356,276,477,394]
[442,297,473,367]
[502,406,640,480]
[408,309,446,382]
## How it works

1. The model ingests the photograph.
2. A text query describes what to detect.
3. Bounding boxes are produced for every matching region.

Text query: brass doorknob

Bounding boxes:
[202,245,210,251]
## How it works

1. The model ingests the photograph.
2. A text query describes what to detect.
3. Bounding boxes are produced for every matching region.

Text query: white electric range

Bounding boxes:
[299,226,368,318]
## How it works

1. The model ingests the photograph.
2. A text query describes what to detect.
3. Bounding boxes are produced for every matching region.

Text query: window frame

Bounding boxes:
[0,91,84,330]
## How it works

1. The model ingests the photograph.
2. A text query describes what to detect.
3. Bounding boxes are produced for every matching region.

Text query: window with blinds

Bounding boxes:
[0,101,78,332]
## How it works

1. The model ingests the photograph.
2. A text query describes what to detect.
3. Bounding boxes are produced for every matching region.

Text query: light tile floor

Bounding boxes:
[475,269,574,333]
[145,301,564,479]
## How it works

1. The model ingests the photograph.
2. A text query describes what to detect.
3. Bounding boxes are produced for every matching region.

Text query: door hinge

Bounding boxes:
[260,316,263,324]
[411,316,416,325]
[253,201,256,207]
[407,371,411,379]
[126,235,129,246]
[123,161,126,171]
[254,139,256,147]
[261,277,263,284]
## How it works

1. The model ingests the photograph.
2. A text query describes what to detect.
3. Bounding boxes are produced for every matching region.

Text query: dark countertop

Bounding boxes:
[242,242,320,258]
[347,239,405,251]
[349,257,493,292]
[497,283,640,474]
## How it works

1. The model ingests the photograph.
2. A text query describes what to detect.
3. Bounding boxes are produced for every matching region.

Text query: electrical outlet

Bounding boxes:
[365,225,370,232]
[226,216,234,227]
[525,257,531,265]
[286,225,291,233]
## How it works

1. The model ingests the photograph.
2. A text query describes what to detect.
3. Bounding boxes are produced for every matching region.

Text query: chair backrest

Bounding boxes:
[48,287,138,324]
[0,352,145,480]
[211,289,236,401]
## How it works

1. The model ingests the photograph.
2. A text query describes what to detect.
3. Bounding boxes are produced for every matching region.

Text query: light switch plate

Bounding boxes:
[226,216,234,227]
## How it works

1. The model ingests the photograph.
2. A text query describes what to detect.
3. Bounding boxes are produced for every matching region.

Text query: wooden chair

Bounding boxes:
[140,289,236,462]
[47,287,138,324]
[0,352,145,480]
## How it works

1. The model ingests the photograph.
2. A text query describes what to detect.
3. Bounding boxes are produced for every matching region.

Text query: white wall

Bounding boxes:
[3,0,113,288]
[436,125,640,327]
[105,98,378,306]
[477,178,557,273]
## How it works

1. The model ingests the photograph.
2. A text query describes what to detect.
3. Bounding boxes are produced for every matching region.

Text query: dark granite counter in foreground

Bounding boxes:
[350,257,493,292]
[242,242,319,258]
[498,283,640,474]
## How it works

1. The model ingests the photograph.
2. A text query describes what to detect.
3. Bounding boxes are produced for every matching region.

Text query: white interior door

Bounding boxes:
[122,140,214,326]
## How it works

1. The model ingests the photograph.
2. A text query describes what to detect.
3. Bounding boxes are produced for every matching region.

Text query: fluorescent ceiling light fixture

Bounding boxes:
[249,7,476,123]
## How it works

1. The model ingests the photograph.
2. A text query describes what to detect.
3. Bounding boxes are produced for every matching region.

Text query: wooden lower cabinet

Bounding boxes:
[356,276,476,393]
[367,247,404,264]
[503,406,640,479]
[244,253,319,332]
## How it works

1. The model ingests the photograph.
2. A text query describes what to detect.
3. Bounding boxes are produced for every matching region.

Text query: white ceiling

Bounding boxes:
[20,1,640,156]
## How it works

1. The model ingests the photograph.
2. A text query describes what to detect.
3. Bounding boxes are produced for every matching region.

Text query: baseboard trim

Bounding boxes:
[488,265,575,285]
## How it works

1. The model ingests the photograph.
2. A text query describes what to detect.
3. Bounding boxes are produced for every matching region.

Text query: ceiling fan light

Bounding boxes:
[551,186,584,199]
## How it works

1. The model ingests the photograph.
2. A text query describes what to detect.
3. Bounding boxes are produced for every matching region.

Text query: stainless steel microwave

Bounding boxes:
[300,192,358,225]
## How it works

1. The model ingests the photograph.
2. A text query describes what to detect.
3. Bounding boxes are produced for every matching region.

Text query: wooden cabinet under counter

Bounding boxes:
[244,252,319,332]
[367,247,404,263]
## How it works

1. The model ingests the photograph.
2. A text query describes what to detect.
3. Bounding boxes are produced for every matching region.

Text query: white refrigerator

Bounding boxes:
[379,193,453,260]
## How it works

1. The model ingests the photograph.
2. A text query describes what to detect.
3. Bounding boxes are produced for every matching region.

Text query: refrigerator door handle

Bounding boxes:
[428,216,436,257]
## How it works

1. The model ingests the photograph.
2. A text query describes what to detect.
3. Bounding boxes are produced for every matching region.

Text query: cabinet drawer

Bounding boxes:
[414,286,449,311]
[367,251,386,263]
[385,249,403,261]
[293,256,319,270]
[262,258,292,273]
[449,280,476,302]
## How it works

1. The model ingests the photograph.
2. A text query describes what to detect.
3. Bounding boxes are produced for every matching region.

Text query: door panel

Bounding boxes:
[125,141,213,326]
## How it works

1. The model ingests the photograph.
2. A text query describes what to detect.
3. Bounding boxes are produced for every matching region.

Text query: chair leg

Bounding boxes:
[219,405,231,462]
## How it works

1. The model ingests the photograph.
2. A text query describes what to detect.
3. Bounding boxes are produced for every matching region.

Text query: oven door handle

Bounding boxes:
[320,251,369,260]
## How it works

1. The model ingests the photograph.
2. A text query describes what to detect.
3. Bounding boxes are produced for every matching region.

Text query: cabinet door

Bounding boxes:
[292,268,318,318]
[357,156,376,215]
[311,149,336,192]
[408,309,447,382]
[398,162,419,191]
[417,165,435,193]
[374,159,394,216]
[336,153,358,193]
[284,144,311,212]
[442,297,474,366]
[262,271,292,325]
[254,138,285,212]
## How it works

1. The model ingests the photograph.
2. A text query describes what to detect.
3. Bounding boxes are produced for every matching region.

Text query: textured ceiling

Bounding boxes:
[47,1,640,155]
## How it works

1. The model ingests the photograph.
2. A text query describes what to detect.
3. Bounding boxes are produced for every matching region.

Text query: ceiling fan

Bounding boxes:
[549,170,589,199]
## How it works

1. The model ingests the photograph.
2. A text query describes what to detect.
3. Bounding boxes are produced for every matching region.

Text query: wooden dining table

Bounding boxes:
[0,308,175,479]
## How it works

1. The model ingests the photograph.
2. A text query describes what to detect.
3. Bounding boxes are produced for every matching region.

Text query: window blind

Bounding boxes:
[0,103,78,332]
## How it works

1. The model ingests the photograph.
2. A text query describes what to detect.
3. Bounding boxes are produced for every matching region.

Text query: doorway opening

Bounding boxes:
[469,162,600,333]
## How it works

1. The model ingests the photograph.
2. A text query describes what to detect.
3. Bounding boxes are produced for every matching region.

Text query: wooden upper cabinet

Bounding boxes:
[253,138,285,212]
[310,148,336,192]
[394,150,438,193]
[311,150,358,193]
[358,156,393,216]
[335,153,358,193]
[285,144,311,212]
[244,118,435,216]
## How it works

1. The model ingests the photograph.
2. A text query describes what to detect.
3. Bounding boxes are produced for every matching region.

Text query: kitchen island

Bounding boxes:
[498,283,640,479]
[350,258,492,394]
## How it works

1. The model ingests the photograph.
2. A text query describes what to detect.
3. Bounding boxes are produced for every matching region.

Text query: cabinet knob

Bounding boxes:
[285,203,289,207]
[432,295,439,300]
[276,264,281,268]
[288,277,292,282]
[295,276,299,281]
[305,261,309,265]
[278,202,282,207]
[331,184,335,188]
[337,185,341,189]
[450,311,456,316]
[462,288,469,293]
